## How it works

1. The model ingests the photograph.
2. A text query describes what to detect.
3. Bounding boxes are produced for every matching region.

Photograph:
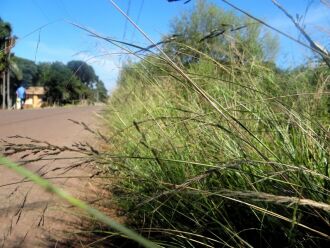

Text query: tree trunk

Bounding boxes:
[6,51,11,109]
[2,71,6,109]
[6,68,10,109]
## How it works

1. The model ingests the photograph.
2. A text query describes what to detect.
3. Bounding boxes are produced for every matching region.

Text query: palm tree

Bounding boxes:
[0,18,21,109]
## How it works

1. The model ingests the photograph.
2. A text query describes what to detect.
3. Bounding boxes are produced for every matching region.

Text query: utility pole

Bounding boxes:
[1,71,5,109]
[2,39,7,109]
[2,36,15,109]
[6,50,11,108]
[95,82,99,102]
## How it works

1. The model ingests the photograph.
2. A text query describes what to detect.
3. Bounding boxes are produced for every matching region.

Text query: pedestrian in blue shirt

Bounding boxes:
[16,84,26,109]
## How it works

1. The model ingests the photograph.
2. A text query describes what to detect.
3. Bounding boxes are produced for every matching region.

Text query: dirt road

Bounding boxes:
[0,106,103,247]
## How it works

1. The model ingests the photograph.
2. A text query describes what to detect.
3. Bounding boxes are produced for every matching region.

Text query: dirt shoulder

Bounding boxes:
[0,106,104,247]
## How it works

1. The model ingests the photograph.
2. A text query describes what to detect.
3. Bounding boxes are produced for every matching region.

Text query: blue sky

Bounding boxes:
[1,0,329,90]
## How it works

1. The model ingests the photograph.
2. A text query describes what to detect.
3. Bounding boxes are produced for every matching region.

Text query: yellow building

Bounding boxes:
[25,87,46,109]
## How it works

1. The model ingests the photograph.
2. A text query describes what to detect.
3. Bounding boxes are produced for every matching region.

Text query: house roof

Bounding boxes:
[26,87,46,95]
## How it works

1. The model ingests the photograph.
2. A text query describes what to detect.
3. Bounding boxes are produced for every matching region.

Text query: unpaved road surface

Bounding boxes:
[0,106,103,247]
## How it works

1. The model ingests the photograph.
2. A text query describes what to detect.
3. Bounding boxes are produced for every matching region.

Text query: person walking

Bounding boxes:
[16,84,26,109]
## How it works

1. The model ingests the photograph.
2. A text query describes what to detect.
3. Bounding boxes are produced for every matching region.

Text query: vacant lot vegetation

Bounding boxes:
[1,1,328,247]
[101,1,330,247]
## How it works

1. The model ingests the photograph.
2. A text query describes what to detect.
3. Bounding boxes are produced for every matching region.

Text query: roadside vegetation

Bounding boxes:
[12,57,108,105]
[100,1,330,247]
[0,18,108,106]
[0,0,329,247]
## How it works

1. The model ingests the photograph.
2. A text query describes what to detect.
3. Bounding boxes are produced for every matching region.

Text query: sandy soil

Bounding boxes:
[0,106,105,247]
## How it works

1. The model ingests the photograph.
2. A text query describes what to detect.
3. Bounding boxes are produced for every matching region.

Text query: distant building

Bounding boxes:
[25,87,46,109]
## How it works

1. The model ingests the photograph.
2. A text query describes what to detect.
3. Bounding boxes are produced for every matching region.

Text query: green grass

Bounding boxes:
[2,2,329,246]
[100,48,330,247]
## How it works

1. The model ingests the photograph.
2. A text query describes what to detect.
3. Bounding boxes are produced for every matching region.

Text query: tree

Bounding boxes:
[0,18,21,109]
[1,19,102,106]
[67,60,97,87]
[94,78,108,102]
[12,56,38,85]
[0,18,11,108]
[37,62,86,104]
[0,18,12,72]
[164,0,278,65]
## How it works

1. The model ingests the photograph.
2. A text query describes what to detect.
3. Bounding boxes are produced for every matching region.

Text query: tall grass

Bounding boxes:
[100,34,330,246]
[1,1,328,247]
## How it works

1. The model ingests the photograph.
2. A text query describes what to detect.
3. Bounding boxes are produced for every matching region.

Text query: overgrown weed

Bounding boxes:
[100,1,330,247]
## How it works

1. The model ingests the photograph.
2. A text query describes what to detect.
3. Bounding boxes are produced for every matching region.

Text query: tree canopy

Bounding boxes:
[10,57,108,104]
[12,56,37,85]
[164,0,278,65]
[0,18,13,72]
[36,62,83,103]
[95,78,108,102]
[67,60,97,87]
[1,18,108,106]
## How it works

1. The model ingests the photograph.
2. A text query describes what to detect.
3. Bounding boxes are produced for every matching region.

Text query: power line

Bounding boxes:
[130,0,144,42]
[31,0,51,22]
[136,0,144,25]
[34,29,41,63]
[57,0,76,22]
[122,0,132,40]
